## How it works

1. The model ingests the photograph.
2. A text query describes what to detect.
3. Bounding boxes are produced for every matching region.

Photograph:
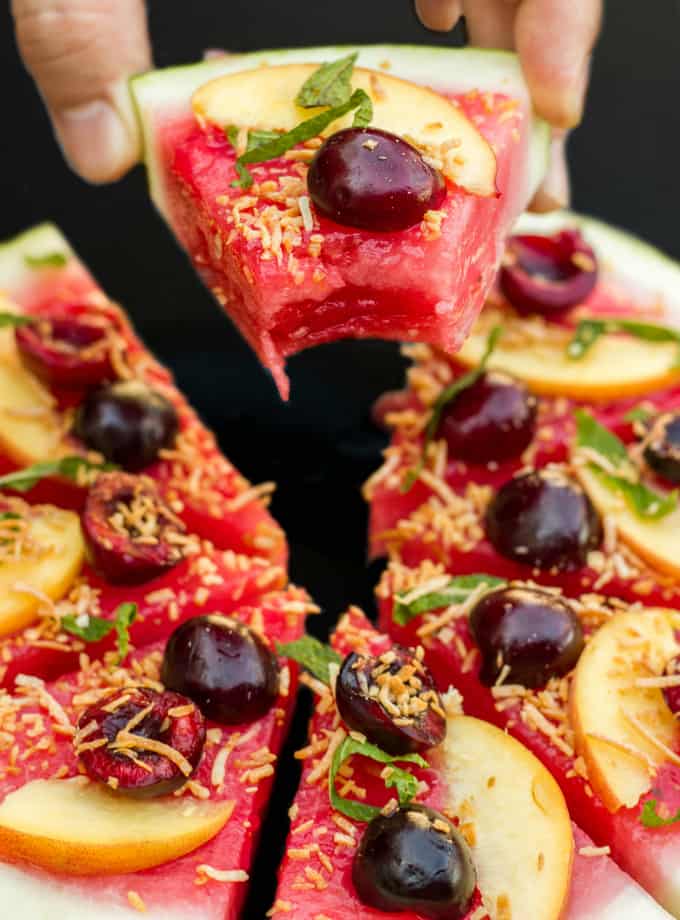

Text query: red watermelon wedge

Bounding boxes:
[131,46,550,398]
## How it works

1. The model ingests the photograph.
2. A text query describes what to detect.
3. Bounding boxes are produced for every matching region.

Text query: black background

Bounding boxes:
[1,2,679,915]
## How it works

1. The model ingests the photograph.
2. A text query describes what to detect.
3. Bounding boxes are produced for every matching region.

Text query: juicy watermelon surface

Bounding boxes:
[0,601,302,920]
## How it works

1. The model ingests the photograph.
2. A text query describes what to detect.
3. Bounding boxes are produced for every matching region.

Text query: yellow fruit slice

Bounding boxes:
[443,714,572,920]
[0,778,234,875]
[192,63,497,196]
[0,502,84,636]
[570,609,680,812]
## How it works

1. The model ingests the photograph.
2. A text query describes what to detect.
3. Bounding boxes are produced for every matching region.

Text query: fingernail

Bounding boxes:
[53,98,137,184]
[415,0,461,31]
[530,135,570,213]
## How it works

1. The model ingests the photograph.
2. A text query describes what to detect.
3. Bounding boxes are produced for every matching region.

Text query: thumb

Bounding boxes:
[11,0,152,183]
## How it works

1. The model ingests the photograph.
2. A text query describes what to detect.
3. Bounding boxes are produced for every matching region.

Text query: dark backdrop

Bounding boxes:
[1,2,679,915]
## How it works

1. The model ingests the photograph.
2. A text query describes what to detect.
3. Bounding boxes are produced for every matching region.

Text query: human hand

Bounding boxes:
[415,0,603,210]
[11,0,152,184]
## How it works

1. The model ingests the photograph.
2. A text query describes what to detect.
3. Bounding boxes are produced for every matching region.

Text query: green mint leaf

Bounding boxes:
[576,410,677,519]
[402,326,504,492]
[568,317,680,361]
[61,614,116,644]
[352,90,373,128]
[295,53,358,108]
[232,88,371,189]
[623,406,653,425]
[226,126,282,154]
[0,456,115,493]
[24,252,68,269]
[276,635,342,685]
[114,602,137,663]
[0,313,33,329]
[575,410,629,468]
[593,468,678,520]
[640,798,680,828]
[329,736,427,822]
[393,573,506,626]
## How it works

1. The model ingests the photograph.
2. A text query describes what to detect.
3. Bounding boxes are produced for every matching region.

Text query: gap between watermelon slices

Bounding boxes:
[130,46,550,398]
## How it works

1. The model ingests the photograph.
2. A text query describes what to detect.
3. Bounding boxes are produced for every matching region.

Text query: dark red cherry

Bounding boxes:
[83,472,188,583]
[435,371,537,464]
[643,412,680,485]
[73,380,178,471]
[663,656,680,715]
[15,306,117,389]
[308,127,446,232]
[485,468,602,571]
[161,615,279,725]
[75,687,205,797]
[336,647,446,756]
[353,803,476,920]
[469,585,584,688]
[500,230,598,314]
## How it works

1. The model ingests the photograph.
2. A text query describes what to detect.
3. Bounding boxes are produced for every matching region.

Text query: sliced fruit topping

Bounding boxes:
[0,499,84,637]
[75,686,206,797]
[307,127,445,231]
[192,61,497,197]
[73,380,179,471]
[83,471,189,583]
[499,230,597,314]
[335,646,446,755]
[352,802,476,920]
[435,370,537,464]
[0,776,232,875]
[443,715,573,920]
[457,309,680,401]
[161,615,280,724]
[15,306,117,389]
[570,609,680,812]
[485,467,603,571]
[643,412,680,484]
[469,585,584,688]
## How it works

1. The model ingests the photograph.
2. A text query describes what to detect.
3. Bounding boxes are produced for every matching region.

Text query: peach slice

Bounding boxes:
[576,463,680,579]
[0,778,234,875]
[570,609,680,812]
[192,63,497,197]
[0,503,84,637]
[443,714,573,920]
[456,310,680,401]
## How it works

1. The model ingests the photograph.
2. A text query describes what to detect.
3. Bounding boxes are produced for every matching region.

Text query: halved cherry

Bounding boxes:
[663,655,680,715]
[499,230,598,315]
[643,412,680,485]
[75,686,205,797]
[335,646,446,756]
[83,471,189,584]
[15,304,117,389]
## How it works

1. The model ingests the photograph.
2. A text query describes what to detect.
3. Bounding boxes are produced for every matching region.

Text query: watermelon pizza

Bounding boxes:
[0,222,319,917]
[366,211,680,915]
[272,608,670,918]
[130,46,550,398]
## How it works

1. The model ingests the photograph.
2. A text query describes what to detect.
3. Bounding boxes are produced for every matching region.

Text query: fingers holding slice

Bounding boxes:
[415,0,464,31]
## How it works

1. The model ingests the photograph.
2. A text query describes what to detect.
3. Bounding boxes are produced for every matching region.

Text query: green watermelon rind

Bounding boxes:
[0,223,74,294]
[129,44,550,219]
[515,210,680,325]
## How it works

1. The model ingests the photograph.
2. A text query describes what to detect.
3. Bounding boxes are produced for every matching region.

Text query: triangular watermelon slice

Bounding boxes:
[130,45,550,398]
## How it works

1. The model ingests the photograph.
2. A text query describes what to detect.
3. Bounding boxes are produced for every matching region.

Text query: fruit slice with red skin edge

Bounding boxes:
[273,608,662,920]
[376,568,680,918]
[0,549,290,692]
[0,600,303,917]
[130,46,550,399]
[0,223,287,563]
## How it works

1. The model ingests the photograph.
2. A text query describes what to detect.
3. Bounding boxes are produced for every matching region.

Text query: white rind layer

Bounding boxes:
[515,210,680,326]
[574,884,674,920]
[0,224,73,293]
[129,45,550,220]
[0,863,214,920]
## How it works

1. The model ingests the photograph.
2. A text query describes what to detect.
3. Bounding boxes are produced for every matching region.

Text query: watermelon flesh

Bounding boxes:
[131,46,549,399]
[0,224,287,564]
[273,609,669,919]
[0,607,301,920]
